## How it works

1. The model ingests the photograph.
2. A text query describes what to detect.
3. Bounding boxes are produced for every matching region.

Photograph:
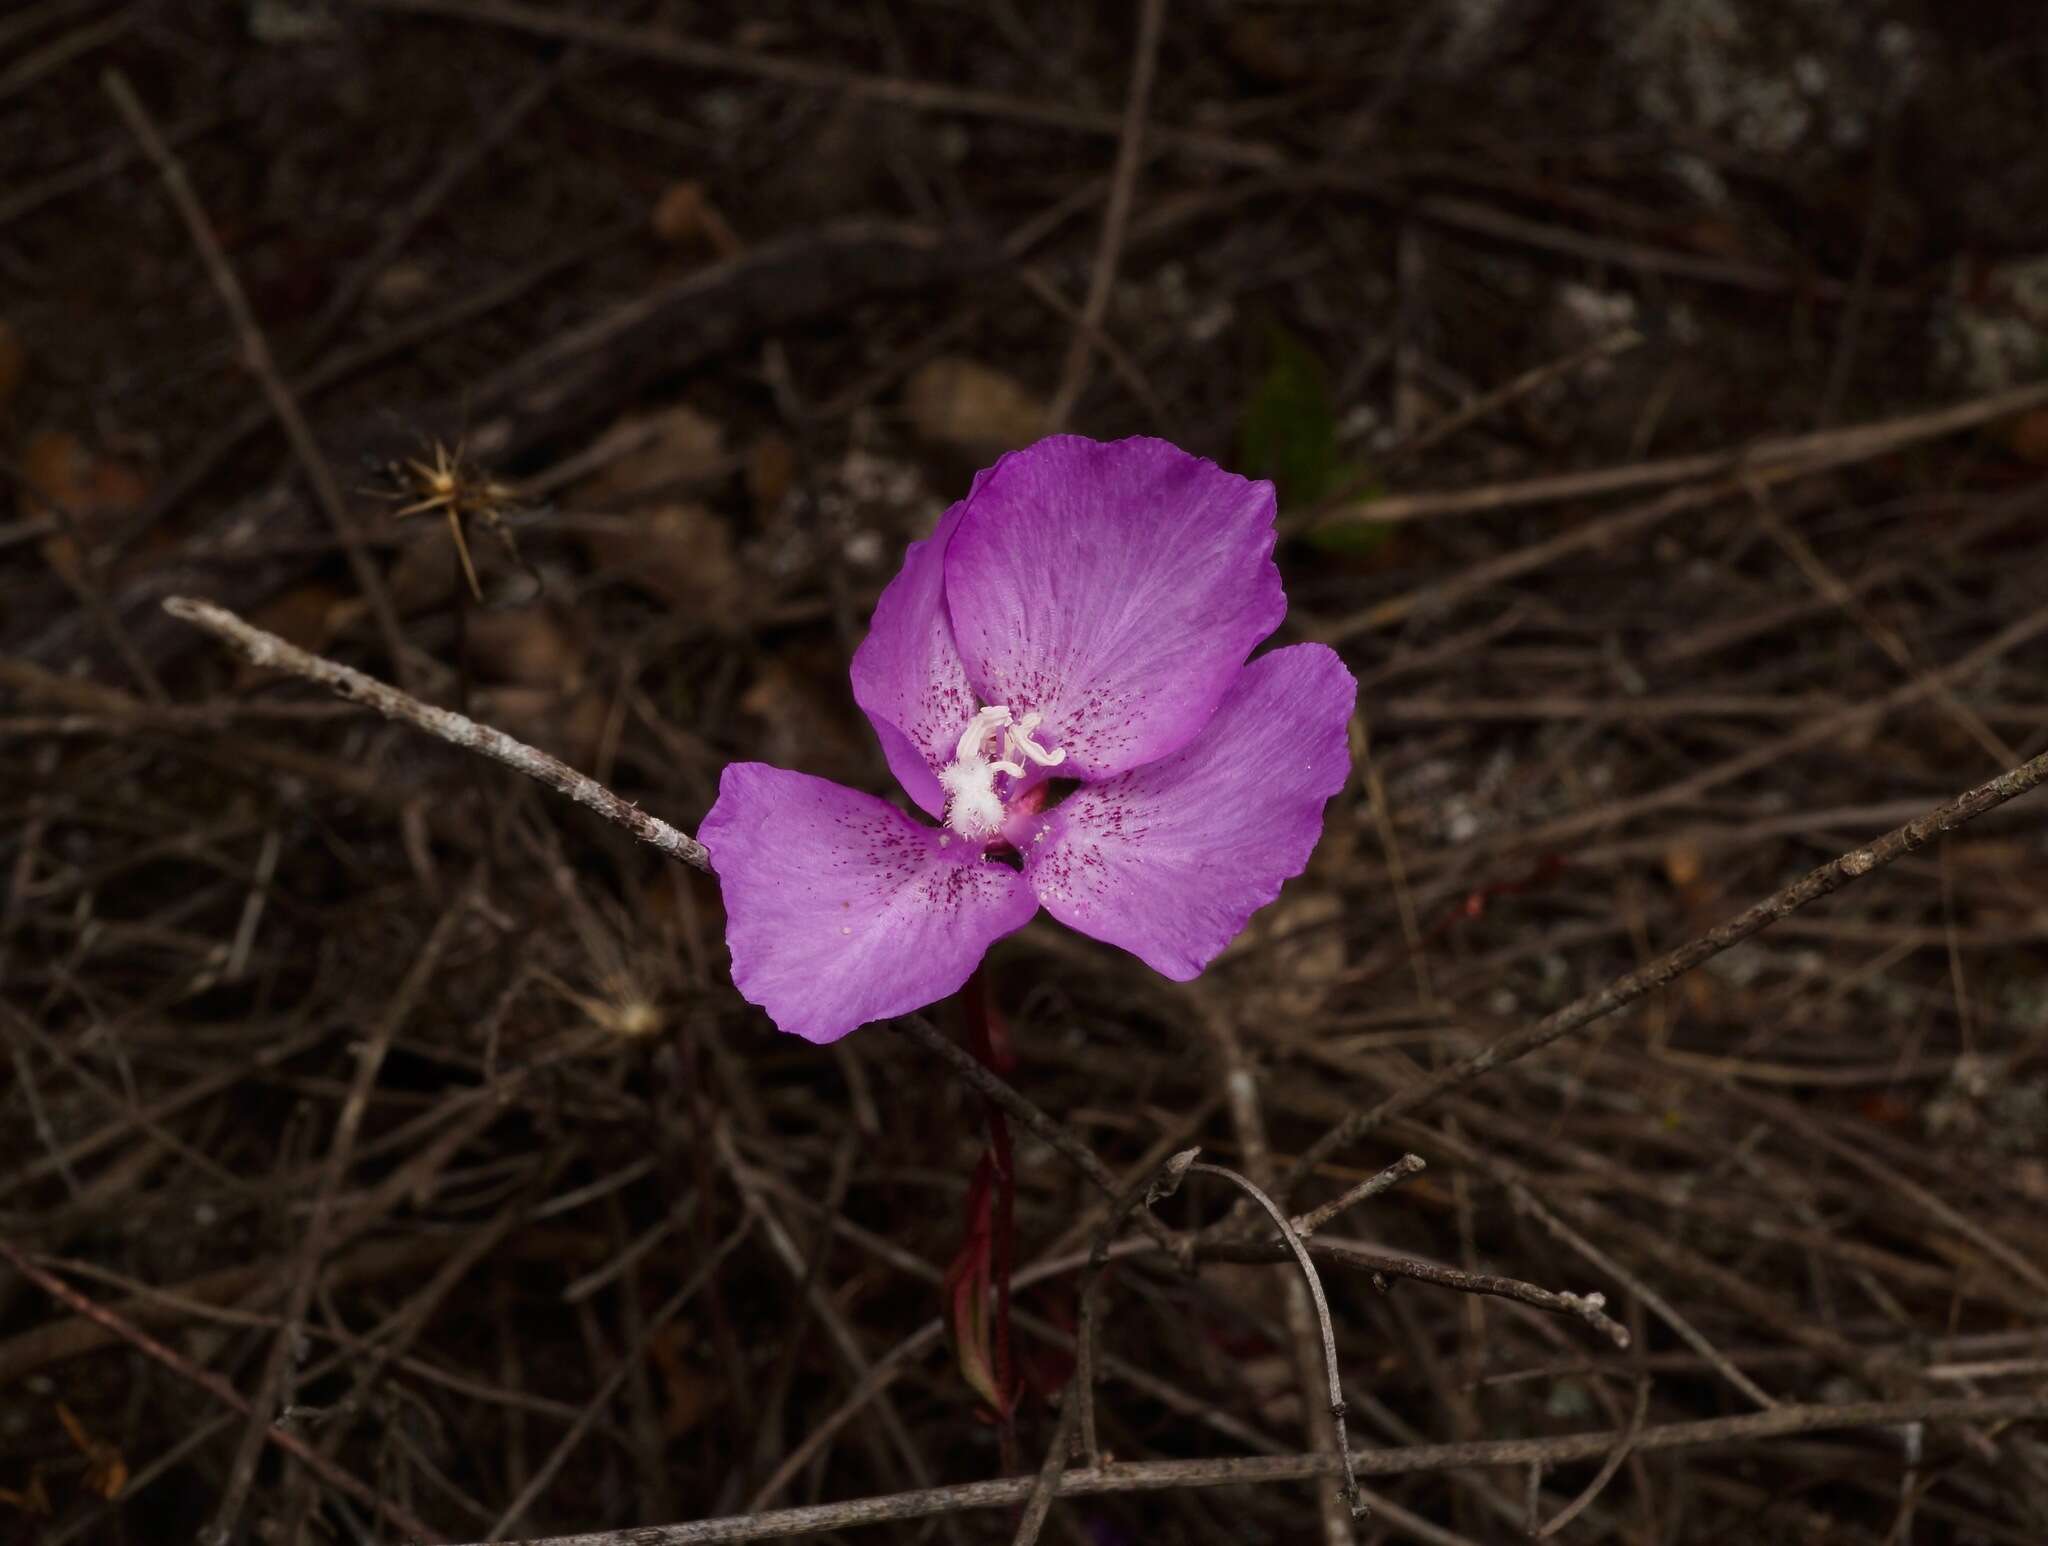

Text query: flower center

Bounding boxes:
[937,705,1065,842]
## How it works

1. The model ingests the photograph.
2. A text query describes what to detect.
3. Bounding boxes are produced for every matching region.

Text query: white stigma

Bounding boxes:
[937,704,1066,841]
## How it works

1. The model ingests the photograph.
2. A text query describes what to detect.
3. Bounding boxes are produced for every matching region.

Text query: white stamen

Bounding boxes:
[937,702,1066,841]
[952,706,1014,764]
[938,760,1004,840]
[1006,711,1067,769]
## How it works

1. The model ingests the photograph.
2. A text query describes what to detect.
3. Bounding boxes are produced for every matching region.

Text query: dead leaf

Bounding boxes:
[369,261,433,313]
[578,405,726,502]
[903,357,1048,458]
[463,606,585,690]
[651,181,741,257]
[2013,1158,2048,1206]
[252,583,350,648]
[1663,841,1704,893]
[23,432,148,518]
[1664,839,1719,917]
[388,526,461,614]
[646,1323,717,1437]
[1225,13,1313,85]
[738,657,865,772]
[576,502,741,625]
[22,429,149,587]
[1680,972,1720,1019]
[746,433,797,521]
[57,1403,124,1500]
[1944,838,2029,871]
[2005,407,2048,464]
[1240,889,1343,1018]
[1236,1350,1303,1427]
[0,1468,50,1516]
[569,406,742,620]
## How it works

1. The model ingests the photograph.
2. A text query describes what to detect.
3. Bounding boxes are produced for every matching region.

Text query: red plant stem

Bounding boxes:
[961,965,1019,1464]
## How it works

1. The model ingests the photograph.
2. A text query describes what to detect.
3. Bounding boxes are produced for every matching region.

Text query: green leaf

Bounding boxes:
[1303,507,1391,554]
[1238,324,1388,552]
[1239,324,1341,506]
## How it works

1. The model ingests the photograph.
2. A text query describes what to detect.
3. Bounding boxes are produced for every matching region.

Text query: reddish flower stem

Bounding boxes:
[961,964,1019,1469]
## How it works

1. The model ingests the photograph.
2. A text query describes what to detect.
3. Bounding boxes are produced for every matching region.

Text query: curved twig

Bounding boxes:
[1185,1160,1363,1517]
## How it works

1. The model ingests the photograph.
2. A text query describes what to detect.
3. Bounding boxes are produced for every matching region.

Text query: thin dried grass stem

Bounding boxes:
[1284,741,2048,1195]
[458,1394,2048,1546]
[1187,1160,1364,1518]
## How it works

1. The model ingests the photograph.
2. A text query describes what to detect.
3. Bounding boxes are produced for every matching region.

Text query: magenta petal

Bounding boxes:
[1022,645,1354,980]
[943,436,1285,780]
[849,501,975,817]
[702,764,1038,1043]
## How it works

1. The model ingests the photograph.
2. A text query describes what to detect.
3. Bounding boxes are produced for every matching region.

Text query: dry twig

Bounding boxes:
[159,596,711,871]
[458,1394,2048,1545]
[103,71,415,689]
[1045,0,1165,427]
[1313,375,2048,527]
[1188,1159,1364,1518]
[1284,741,2048,1194]
[0,1237,444,1544]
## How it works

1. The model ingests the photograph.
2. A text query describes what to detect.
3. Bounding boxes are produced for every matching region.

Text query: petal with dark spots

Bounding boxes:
[703,763,1038,1042]
[1022,645,1354,979]
[943,436,1285,781]
[850,498,977,817]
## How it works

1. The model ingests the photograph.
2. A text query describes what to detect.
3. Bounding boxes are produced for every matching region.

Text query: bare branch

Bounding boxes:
[1284,741,2048,1195]
[1536,1378,1650,1537]
[0,1237,444,1544]
[160,596,711,871]
[1292,1154,1427,1238]
[890,1015,1178,1249]
[1187,1160,1364,1517]
[464,1394,2048,1545]
[105,71,415,689]
[1203,1235,1632,1350]
[1044,0,1164,427]
[1074,1147,1196,1470]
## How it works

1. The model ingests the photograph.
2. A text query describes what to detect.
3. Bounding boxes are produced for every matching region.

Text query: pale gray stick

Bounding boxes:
[1283,737,2048,1195]
[161,596,711,871]
[1187,1160,1364,1517]
[1292,1154,1427,1238]
[471,1393,2048,1545]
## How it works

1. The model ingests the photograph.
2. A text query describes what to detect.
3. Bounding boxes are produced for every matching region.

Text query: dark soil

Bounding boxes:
[3,2,2046,1542]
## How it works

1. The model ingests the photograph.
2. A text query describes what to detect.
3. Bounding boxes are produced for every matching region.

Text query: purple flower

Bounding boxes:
[700,435,1356,1043]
